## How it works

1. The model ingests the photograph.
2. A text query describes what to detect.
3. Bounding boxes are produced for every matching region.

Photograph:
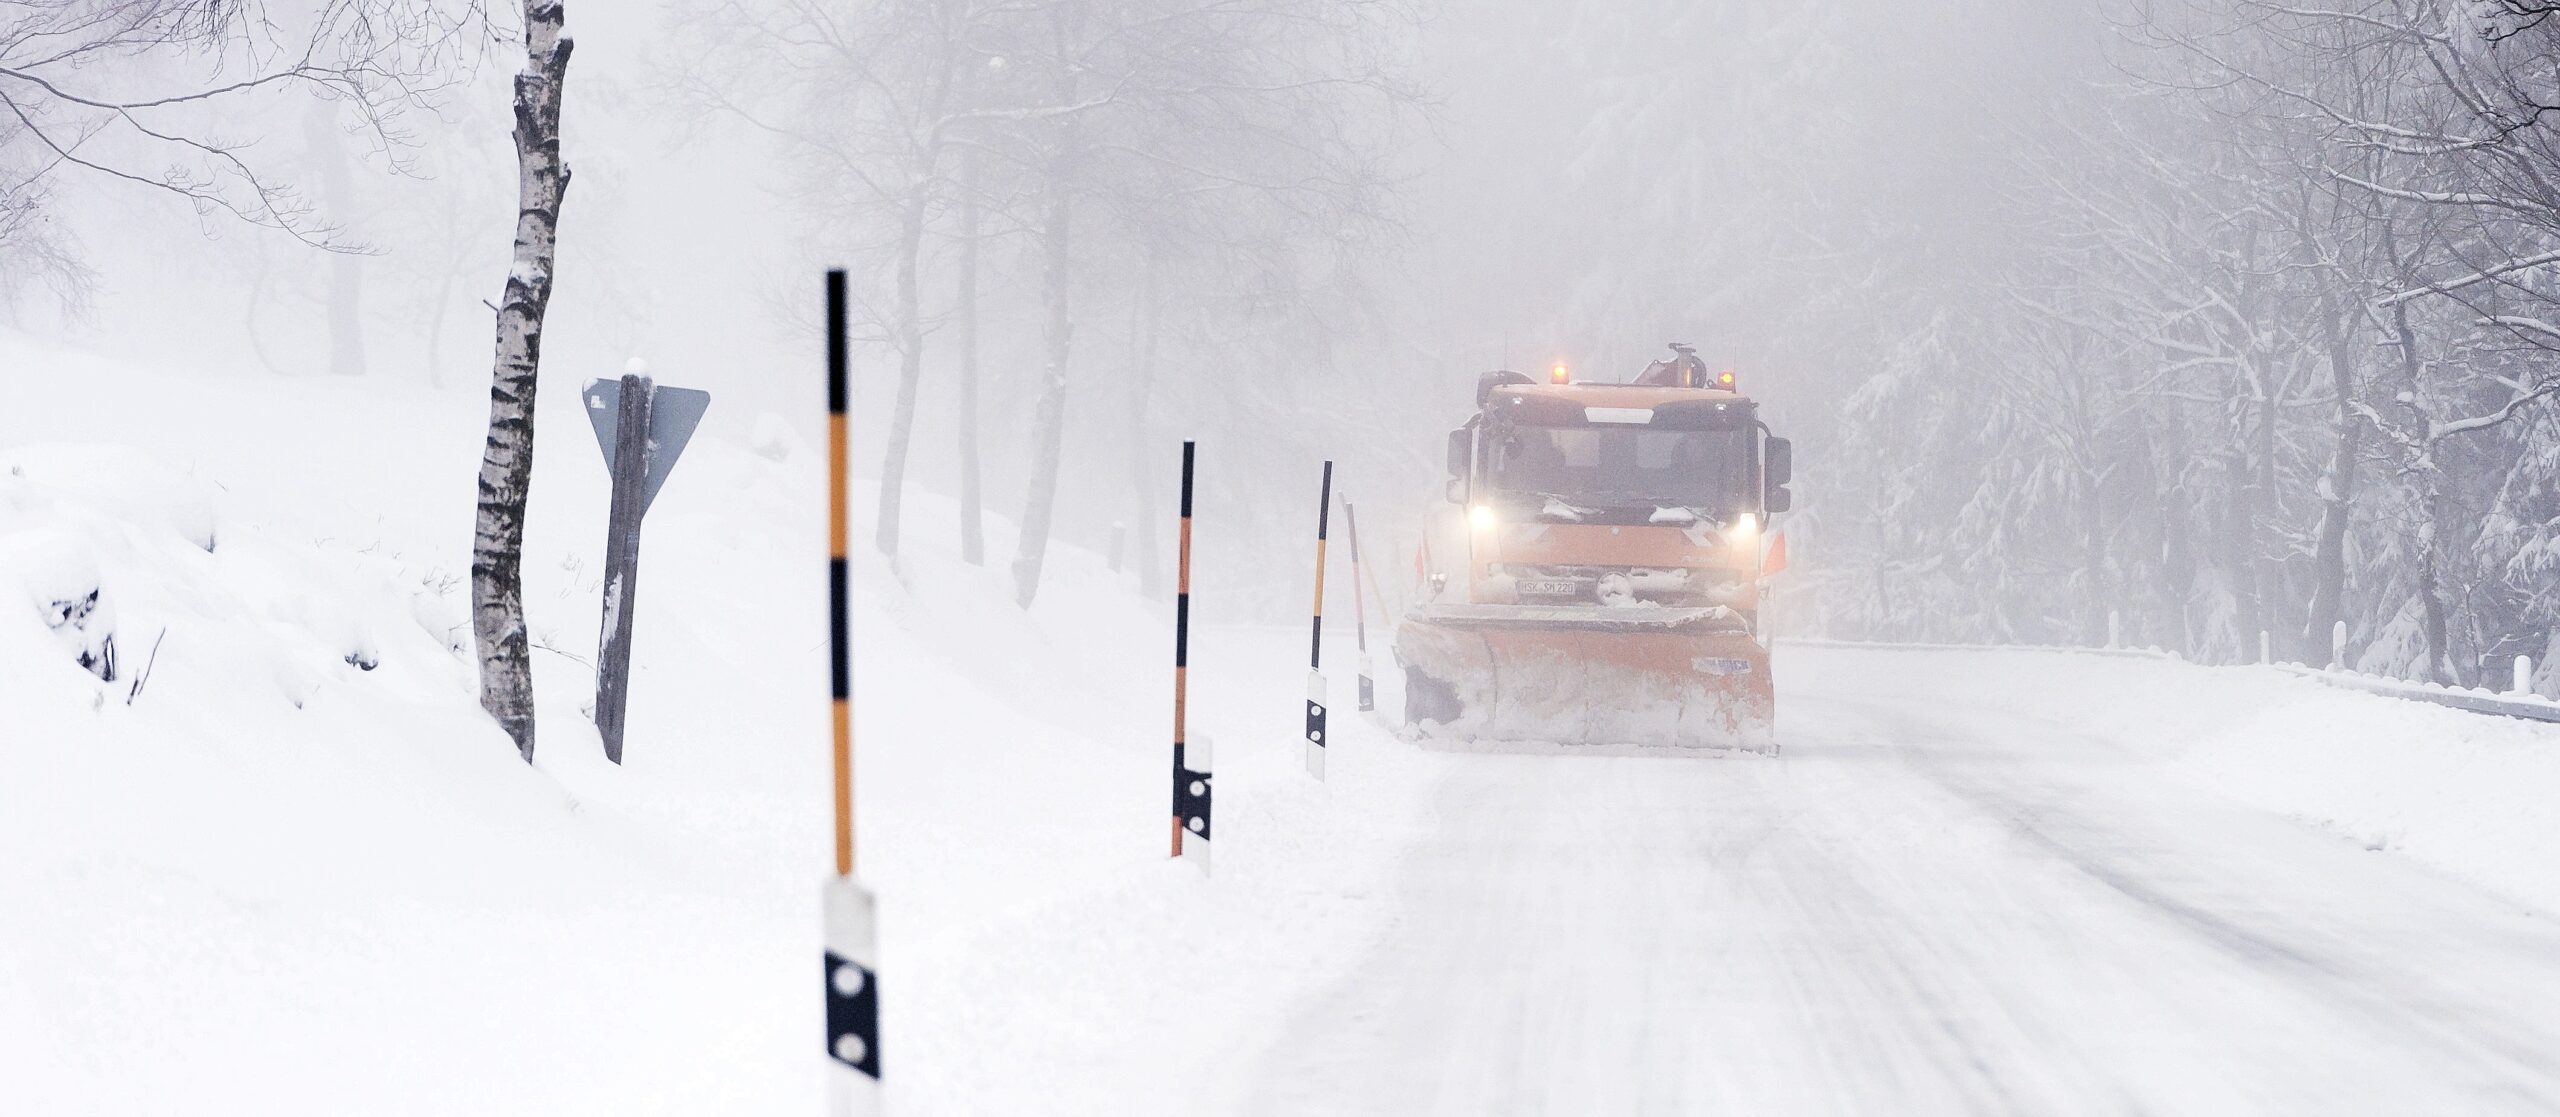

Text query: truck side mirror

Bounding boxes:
[1445,427,1471,503]
[1766,486,1793,514]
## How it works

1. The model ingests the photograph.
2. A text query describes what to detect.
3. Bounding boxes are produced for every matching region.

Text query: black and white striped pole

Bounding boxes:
[1171,442,1212,871]
[822,270,883,1115]
[1342,495,1374,713]
[1304,461,1333,780]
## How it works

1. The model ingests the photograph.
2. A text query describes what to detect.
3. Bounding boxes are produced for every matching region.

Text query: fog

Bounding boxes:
[13,1,2560,685]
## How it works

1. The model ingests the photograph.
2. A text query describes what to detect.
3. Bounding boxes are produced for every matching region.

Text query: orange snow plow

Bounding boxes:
[1396,346,1791,752]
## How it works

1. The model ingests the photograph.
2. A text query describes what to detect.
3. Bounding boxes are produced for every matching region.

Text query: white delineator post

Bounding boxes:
[1343,495,1376,713]
[2107,610,2121,650]
[1304,461,1333,781]
[2517,655,2535,697]
[2332,620,2347,669]
[1171,442,1211,872]
[821,271,882,1114]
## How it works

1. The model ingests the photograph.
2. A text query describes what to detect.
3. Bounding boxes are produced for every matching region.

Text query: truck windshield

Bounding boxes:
[1488,424,1750,510]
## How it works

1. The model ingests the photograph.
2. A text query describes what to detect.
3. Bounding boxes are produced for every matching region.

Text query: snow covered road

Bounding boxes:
[1242,646,2560,1115]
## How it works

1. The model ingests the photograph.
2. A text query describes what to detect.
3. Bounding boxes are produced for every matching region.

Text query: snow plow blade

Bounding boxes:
[1396,604,1774,752]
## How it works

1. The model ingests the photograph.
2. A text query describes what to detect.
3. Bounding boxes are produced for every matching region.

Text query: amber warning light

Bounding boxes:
[1550,362,1571,384]
[1717,369,1738,390]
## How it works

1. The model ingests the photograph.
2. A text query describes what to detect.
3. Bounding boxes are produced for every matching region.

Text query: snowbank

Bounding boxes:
[1792,643,2560,914]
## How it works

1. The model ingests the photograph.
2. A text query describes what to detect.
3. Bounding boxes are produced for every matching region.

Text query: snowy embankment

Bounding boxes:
[0,336,1431,1114]
[1788,643,2560,913]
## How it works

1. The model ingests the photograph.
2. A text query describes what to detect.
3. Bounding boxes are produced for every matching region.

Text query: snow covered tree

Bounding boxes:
[0,1,485,259]
[987,0,1415,607]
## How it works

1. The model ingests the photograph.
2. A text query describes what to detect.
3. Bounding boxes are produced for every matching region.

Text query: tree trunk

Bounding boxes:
[955,152,984,566]
[2152,415,2201,658]
[1129,253,1163,597]
[303,98,367,378]
[875,187,930,560]
[2387,298,2458,686]
[2302,298,2358,660]
[472,0,572,761]
[1011,167,1075,608]
[2078,467,2108,647]
[2418,488,2458,685]
[2251,362,2282,656]
[424,265,455,390]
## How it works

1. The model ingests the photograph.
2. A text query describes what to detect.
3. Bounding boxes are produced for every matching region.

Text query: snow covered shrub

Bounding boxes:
[0,442,474,716]
[0,528,116,681]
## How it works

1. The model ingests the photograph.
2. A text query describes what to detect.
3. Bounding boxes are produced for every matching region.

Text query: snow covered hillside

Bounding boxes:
[0,336,1430,1113]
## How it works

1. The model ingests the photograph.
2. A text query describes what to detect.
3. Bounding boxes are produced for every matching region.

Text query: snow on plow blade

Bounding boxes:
[1397,604,1774,752]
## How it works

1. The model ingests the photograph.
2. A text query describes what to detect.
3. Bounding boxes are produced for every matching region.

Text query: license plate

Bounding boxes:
[1517,579,1581,597]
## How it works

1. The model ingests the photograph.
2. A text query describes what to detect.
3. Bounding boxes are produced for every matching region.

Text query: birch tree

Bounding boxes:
[471,0,569,760]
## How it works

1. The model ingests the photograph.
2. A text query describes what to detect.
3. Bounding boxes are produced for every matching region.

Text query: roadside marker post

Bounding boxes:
[1342,496,1375,713]
[1172,442,1212,872]
[820,271,882,1115]
[582,362,710,764]
[1304,461,1333,780]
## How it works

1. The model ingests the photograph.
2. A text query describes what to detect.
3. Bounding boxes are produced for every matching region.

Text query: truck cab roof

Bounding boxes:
[1484,381,1755,429]
[1491,382,1749,409]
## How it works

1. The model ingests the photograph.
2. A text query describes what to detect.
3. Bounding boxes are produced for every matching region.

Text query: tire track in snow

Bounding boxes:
[1237,657,2560,1113]
[1806,686,2560,1110]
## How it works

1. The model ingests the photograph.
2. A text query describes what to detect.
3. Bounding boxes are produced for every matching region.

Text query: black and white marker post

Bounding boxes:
[1171,442,1211,872]
[1304,461,1333,780]
[821,271,883,1115]
[582,361,710,764]
[1342,495,1374,713]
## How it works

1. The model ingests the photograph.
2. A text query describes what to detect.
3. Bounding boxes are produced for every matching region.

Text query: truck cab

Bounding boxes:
[1421,364,1793,629]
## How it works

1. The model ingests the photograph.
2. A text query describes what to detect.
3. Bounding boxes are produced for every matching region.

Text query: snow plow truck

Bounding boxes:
[1398,344,1793,751]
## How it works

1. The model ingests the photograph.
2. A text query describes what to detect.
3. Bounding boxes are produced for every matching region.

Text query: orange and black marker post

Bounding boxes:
[1304,461,1332,778]
[821,269,882,1103]
[1171,442,1211,865]
[828,271,856,879]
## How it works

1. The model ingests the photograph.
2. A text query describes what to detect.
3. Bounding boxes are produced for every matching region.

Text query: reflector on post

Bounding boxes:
[1176,734,1213,873]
